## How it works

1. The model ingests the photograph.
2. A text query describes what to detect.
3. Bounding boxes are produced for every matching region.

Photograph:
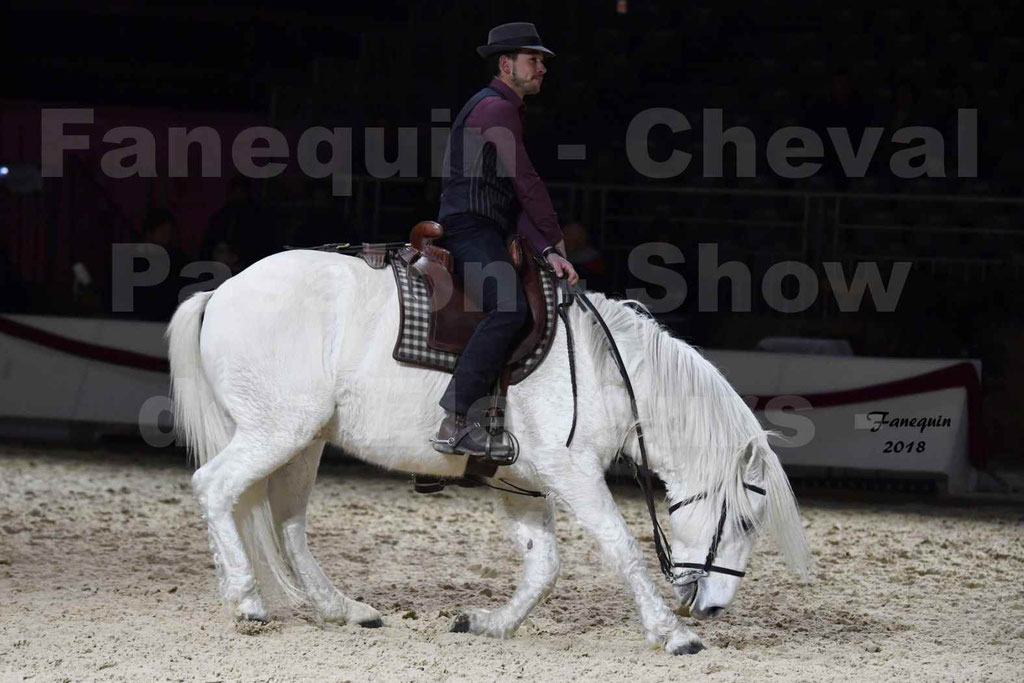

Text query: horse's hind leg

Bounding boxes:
[266,439,383,627]
[192,425,324,621]
[450,492,560,638]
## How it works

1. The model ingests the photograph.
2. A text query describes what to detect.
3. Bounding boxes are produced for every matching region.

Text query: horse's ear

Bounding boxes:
[741,442,763,477]
[740,442,755,466]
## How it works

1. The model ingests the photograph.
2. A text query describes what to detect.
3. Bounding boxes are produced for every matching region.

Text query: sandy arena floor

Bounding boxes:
[1,445,1022,682]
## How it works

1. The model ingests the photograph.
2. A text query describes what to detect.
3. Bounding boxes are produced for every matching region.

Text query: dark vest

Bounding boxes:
[437,87,519,231]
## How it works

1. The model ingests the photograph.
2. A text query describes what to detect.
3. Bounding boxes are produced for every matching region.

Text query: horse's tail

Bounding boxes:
[166,290,305,607]
[166,290,231,467]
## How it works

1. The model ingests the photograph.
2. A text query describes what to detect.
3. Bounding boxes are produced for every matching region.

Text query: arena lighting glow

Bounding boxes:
[0,166,9,176]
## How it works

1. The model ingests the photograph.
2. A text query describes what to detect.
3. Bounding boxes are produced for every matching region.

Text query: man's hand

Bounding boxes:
[546,252,579,285]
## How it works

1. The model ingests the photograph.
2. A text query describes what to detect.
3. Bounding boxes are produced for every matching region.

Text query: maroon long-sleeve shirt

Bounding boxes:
[464,77,563,252]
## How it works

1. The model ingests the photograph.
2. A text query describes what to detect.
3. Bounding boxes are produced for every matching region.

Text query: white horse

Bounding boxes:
[167,248,810,655]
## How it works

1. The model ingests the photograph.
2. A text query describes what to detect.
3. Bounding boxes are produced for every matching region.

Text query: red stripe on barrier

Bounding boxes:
[749,361,983,469]
[0,315,170,373]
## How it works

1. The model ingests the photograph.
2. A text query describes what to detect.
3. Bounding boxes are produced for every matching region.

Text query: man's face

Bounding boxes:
[505,50,547,95]
[147,221,175,248]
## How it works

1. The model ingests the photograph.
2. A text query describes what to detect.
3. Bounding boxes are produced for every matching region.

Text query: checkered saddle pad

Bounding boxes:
[390,255,559,385]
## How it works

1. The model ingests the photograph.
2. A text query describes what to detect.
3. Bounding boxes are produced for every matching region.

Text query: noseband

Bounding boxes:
[667,482,766,583]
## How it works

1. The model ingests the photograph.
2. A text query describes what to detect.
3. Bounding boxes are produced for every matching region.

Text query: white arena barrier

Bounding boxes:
[0,315,980,493]
[705,350,981,494]
[0,315,171,442]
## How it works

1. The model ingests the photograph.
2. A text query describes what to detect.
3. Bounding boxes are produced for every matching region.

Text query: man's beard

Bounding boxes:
[510,63,540,92]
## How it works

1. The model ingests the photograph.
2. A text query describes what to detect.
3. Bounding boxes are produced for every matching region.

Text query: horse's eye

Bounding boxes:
[739,518,754,534]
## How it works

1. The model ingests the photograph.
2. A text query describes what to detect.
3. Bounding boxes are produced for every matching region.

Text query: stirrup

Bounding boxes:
[481,426,520,467]
[481,406,519,466]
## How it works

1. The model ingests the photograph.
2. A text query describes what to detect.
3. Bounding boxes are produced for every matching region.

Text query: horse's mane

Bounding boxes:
[569,292,811,578]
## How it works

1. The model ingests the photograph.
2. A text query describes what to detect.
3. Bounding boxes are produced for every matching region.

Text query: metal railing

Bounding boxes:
[342,175,1024,291]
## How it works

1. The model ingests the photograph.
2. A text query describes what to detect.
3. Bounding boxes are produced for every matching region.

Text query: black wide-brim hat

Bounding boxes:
[476,22,555,58]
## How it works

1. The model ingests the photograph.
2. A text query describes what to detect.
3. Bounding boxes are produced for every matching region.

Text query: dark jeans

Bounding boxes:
[437,215,528,415]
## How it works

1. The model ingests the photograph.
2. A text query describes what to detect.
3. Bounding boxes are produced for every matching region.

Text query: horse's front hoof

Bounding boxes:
[450,613,472,633]
[665,625,705,655]
[357,617,383,629]
[669,640,705,656]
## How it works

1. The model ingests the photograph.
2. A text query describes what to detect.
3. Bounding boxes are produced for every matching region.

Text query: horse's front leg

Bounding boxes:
[547,460,705,655]
[451,492,559,638]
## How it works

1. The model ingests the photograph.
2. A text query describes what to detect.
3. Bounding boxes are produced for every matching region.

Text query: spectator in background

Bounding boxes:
[877,81,932,188]
[0,247,31,313]
[562,219,608,292]
[203,176,275,269]
[209,239,243,276]
[887,82,917,131]
[133,208,187,321]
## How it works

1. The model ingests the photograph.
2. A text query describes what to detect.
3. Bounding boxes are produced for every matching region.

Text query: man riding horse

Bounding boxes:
[432,22,579,459]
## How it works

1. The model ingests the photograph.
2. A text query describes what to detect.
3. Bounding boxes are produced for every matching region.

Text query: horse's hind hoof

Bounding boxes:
[357,617,383,629]
[234,617,279,636]
[237,614,268,625]
[450,613,471,633]
[234,593,268,625]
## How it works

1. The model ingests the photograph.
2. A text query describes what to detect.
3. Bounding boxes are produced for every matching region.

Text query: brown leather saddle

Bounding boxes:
[397,220,548,364]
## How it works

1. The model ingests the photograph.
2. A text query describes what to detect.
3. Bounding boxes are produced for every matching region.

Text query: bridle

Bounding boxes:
[568,286,768,587]
[667,482,766,584]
